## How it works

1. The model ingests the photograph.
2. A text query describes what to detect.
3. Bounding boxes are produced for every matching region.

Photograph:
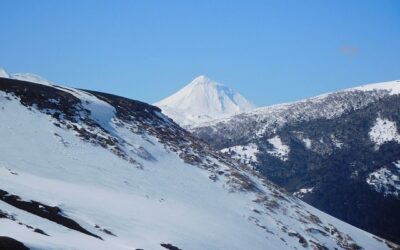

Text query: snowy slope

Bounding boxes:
[0,77,396,250]
[155,76,255,127]
[192,79,400,244]
[354,80,400,95]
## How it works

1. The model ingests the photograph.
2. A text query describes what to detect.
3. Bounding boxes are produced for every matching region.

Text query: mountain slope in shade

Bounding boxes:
[0,77,395,250]
[155,75,255,127]
[192,79,400,244]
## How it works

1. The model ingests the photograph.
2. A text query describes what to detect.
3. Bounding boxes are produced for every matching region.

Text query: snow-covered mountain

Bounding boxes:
[0,76,395,250]
[0,67,52,86]
[155,75,255,127]
[11,73,52,86]
[192,80,400,244]
[0,68,10,78]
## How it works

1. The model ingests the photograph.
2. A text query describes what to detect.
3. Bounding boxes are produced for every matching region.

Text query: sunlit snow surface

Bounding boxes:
[366,161,400,197]
[11,73,53,86]
[220,143,259,164]
[354,80,400,95]
[293,188,314,199]
[267,136,290,161]
[155,75,255,127]
[0,68,53,86]
[369,117,400,148]
[0,82,393,250]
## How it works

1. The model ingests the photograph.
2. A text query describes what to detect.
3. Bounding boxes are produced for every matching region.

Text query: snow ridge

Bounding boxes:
[0,67,53,86]
[12,73,52,86]
[193,80,400,147]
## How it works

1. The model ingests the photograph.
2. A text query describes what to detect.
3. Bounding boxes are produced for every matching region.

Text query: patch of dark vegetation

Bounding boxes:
[17,221,49,236]
[307,213,322,225]
[385,240,400,250]
[373,236,400,250]
[95,224,116,236]
[6,168,18,175]
[227,171,260,192]
[0,236,29,250]
[327,225,363,250]
[0,77,81,121]
[160,243,182,250]
[0,189,102,240]
[287,231,308,248]
[0,209,16,221]
[305,228,328,236]
[258,196,281,212]
[309,240,329,250]
[1,209,49,236]
[33,228,49,236]
[343,243,363,250]
[248,216,275,235]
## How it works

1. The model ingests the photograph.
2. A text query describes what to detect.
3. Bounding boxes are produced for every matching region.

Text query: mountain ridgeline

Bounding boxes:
[0,75,396,249]
[191,80,400,244]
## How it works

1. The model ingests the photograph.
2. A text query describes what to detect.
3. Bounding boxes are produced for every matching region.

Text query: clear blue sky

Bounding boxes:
[1,0,399,106]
